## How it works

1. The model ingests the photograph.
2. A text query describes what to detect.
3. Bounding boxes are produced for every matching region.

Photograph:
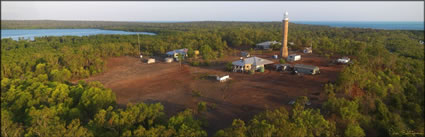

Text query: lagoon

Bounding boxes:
[1,29,156,40]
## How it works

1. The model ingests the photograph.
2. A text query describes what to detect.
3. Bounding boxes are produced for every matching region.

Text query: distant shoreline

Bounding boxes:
[2,20,424,31]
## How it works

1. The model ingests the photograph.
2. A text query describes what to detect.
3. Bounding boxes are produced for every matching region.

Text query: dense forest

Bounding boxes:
[1,20,424,137]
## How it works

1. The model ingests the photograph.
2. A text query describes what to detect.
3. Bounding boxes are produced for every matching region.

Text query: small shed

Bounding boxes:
[287,54,301,62]
[164,57,173,63]
[293,64,320,75]
[288,42,295,46]
[303,47,312,54]
[147,58,156,64]
[256,41,281,50]
[337,57,350,64]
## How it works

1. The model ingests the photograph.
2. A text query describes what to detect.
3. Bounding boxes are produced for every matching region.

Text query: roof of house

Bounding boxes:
[294,64,319,70]
[256,41,281,46]
[232,56,274,66]
[166,48,188,55]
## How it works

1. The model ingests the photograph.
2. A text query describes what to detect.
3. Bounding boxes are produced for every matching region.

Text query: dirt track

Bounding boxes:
[83,51,344,135]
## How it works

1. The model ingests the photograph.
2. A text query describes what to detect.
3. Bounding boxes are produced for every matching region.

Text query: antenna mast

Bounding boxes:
[137,33,140,55]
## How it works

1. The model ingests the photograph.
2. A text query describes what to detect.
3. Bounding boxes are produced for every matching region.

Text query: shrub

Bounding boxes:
[249,69,255,75]
[198,102,207,112]
[279,58,286,64]
[225,62,233,72]
[202,60,211,66]
[190,61,200,66]
[192,90,201,97]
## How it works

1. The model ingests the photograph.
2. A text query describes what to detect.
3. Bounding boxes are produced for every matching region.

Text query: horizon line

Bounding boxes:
[2,19,424,23]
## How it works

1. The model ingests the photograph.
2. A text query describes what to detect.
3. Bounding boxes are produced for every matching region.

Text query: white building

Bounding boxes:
[232,56,274,72]
[294,64,320,75]
[147,58,156,64]
[337,57,350,64]
[256,41,281,50]
[287,54,301,62]
[164,57,173,63]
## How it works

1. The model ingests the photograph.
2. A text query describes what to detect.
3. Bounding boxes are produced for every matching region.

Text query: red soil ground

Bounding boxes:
[82,51,345,135]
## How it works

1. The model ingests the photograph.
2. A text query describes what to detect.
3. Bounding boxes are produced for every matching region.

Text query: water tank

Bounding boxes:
[259,66,265,72]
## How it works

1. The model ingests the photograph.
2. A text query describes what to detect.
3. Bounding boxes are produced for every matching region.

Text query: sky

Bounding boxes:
[1,1,424,22]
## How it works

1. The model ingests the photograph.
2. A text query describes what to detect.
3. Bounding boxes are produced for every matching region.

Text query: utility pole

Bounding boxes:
[137,33,140,56]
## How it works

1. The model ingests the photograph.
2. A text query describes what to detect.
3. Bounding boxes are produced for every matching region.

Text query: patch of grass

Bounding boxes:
[198,101,207,112]
[209,103,217,110]
[192,90,202,97]
[249,69,255,75]
[225,62,233,72]
[193,73,209,80]
[190,60,200,66]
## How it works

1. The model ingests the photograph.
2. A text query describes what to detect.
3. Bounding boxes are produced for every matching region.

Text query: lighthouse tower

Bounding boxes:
[280,11,289,58]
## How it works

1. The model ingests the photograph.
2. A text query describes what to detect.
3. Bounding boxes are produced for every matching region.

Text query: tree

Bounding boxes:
[197,102,207,113]
[344,123,365,137]
[50,68,72,82]
[1,110,24,137]
[279,58,286,64]
[178,53,185,68]
[168,109,207,137]
[200,45,216,60]
[79,82,116,117]
[215,119,247,137]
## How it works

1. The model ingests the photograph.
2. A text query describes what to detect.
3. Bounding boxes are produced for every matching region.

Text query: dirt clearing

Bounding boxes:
[82,52,344,135]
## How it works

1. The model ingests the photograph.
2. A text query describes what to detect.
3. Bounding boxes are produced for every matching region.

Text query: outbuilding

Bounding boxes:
[287,54,301,62]
[164,57,173,63]
[147,58,156,64]
[256,41,281,50]
[288,42,295,46]
[293,64,320,75]
[337,57,350,64]
[303,47,312,53]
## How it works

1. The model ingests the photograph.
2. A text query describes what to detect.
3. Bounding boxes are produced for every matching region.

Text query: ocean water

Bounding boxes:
[1,29,156,40]
[292,21,424,30]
